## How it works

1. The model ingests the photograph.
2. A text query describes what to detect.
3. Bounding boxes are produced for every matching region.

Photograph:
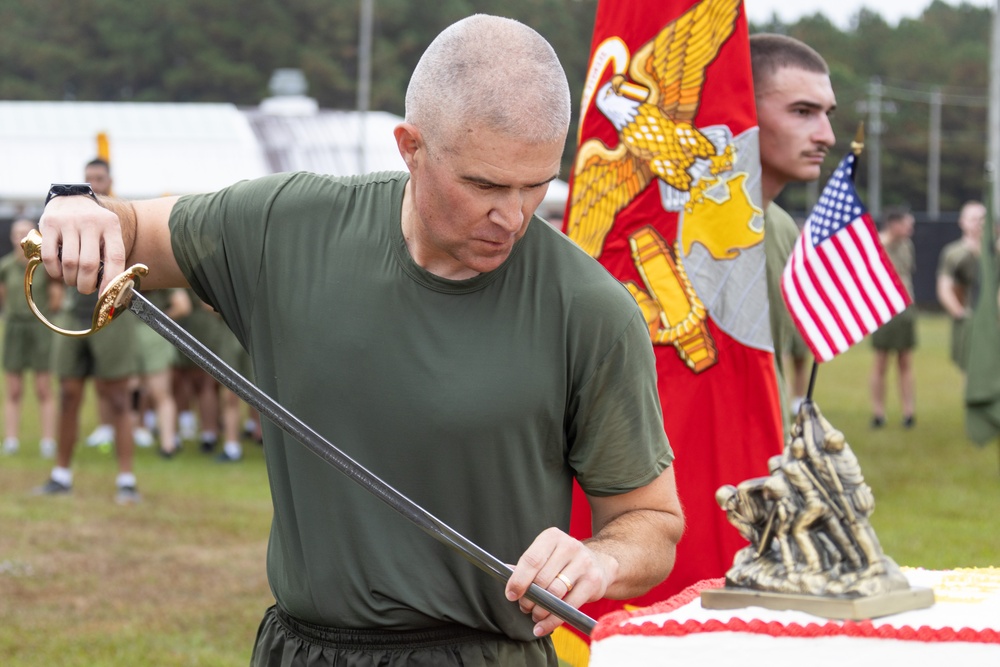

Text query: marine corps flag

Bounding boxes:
[559,0,783,657]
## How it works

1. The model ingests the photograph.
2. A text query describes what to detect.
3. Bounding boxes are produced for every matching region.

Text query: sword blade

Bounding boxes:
[127,290,596,636]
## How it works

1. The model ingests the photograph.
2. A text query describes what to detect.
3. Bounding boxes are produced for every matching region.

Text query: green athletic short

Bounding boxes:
[950,315,971,371]
[2,318,55,373]
[249,606,557,667]
[135,322,177,374]
[871,304,917,352]
[52,312,138,380]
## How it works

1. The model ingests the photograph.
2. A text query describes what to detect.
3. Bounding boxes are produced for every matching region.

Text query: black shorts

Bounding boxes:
[249,605,557,667]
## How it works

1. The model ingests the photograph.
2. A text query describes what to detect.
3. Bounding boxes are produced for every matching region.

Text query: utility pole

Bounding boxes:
[357,0,374,174]
[989,0,1000,213]
[867,77,883,217]
[928,87,942,218]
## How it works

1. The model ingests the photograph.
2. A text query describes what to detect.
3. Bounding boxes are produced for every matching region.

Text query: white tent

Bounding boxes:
[245,102,408,176]
[245,100,570,220]
[0,101,269,212]
[0,99,570,222]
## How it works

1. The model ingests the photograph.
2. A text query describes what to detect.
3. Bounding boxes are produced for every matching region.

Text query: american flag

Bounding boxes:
[780,152,911,362]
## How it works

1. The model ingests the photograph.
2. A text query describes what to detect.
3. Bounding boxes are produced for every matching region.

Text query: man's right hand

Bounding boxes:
[39,195,128,295]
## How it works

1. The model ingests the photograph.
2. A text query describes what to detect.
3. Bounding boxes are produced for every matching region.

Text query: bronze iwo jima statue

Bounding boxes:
[703,400,934,619]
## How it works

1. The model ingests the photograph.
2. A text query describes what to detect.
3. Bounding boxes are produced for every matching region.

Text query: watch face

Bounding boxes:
[52,184,94,196]
[45,183,97,205]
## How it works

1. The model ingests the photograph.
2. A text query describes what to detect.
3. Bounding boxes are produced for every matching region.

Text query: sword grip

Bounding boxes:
[19,228,148,338]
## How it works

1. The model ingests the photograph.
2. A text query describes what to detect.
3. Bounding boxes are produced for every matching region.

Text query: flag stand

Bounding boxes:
[805,360,819,403]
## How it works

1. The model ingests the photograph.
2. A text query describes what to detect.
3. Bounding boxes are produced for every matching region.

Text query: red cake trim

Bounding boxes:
[592,580,1000,645]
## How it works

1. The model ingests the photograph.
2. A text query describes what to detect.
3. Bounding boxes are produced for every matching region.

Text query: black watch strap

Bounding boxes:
[44,183,99,206]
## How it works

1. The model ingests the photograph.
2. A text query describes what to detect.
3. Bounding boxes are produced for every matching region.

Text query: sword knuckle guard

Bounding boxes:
[19,228,148,338]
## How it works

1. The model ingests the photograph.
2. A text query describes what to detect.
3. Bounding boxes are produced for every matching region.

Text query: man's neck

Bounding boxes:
[761,173,783,210]
[398,181,480,280]
[399,181,428,269]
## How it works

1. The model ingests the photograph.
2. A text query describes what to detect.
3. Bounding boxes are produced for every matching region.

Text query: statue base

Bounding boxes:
[700,585,935,620]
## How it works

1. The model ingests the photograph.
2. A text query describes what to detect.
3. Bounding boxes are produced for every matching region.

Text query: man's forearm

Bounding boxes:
[97,195,188,290]
[936,278,966,319]
[586,507,683,599]
[939,292,966,319]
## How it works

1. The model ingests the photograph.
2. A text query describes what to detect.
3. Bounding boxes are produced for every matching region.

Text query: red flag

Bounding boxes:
[558,0,783,656]
[780,152,911,362]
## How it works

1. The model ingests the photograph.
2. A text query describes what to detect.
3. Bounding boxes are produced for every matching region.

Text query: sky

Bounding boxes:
[744,0,996,30]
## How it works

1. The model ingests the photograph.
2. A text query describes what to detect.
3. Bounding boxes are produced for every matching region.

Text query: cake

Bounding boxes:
[588,568,1000,666]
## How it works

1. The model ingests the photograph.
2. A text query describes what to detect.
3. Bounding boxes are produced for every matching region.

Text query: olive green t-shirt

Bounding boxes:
[937,239,979,369]
[764,203,802,431]
[937,239,979,310]
[763,203,800,359]
[884,236,915,298]
[169,171,672,642]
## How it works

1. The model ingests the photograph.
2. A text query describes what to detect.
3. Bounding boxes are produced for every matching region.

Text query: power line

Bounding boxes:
[880,82,987,107]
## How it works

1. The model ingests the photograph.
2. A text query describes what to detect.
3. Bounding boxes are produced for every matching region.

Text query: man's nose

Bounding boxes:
[491,191,526,232]
[814,114,836,148]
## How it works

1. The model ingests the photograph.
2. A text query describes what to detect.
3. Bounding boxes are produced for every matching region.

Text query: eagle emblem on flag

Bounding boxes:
[565,0,765,372]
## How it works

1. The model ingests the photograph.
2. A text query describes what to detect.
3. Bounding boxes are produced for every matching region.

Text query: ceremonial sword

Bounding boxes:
[20,229,597,637]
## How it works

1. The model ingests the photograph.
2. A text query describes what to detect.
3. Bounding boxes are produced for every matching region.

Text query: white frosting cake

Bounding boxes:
[588,569,1000,666]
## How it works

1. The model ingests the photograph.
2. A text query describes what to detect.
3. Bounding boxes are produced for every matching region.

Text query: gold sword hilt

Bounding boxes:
[20,228,148,338]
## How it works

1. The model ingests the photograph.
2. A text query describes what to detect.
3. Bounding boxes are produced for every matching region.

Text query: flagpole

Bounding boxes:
[805,362,819,402]
[989,0,999,463]
[804,123,866,404]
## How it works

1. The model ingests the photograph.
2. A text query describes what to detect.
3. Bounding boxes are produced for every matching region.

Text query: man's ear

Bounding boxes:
[393,122,422,171]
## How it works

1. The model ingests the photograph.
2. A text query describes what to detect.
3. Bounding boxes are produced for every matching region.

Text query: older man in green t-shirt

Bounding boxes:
[32,15,683,667]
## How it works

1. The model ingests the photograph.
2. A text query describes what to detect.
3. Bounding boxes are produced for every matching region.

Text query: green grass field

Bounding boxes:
[0,313,998,665]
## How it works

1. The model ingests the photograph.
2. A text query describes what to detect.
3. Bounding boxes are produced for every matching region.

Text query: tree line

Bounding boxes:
[0,0,991,216]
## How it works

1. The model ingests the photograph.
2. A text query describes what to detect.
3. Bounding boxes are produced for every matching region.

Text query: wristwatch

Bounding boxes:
[44,183,99,206]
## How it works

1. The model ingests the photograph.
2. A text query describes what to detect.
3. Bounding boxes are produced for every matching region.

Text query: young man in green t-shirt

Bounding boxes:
[751,33,837,424]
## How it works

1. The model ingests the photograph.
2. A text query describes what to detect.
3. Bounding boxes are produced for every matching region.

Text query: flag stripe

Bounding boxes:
[789,234,842,351]
[831,231,887,323]
[783,234,840,360]
[816,239,875,338]
[807,235,867,343]
[852,215,909,316]
[829,222,890,324]
[800,237,854,348]
[783,265,835,360]
[817,227,881,332]
[841,221,894,322]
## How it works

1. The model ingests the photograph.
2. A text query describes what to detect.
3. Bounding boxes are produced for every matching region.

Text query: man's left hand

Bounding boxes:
[504,527,613,637]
